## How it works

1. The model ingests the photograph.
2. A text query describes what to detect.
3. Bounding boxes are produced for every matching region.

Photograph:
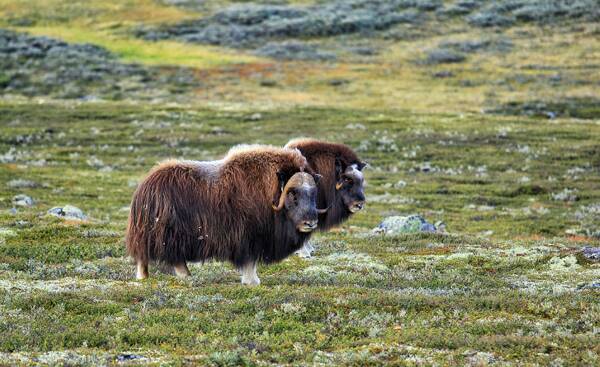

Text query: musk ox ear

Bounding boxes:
[357,161,367,170]
[277,171,286,192]
[272,171,286,209]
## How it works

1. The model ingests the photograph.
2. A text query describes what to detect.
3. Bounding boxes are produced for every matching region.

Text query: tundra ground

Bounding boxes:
[1,0,599,365]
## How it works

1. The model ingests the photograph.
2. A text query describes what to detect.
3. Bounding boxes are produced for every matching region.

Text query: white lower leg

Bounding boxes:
[136,261,148,280]
[174,262,191,278]
[295,242,314,258]
[240,261,260,286]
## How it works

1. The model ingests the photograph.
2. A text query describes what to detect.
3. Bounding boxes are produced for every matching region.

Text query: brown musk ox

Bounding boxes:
[125,145,327,285]
[284,138,366,257]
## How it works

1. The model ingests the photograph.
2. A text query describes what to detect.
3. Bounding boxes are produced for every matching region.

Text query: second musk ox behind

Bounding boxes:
[125,145,326,285]
[285,138,366,256]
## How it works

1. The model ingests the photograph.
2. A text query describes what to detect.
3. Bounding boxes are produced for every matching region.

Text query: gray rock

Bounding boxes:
[578,282,600,290]
[373,215,445,235]
[551,188,578,202]
[7,179,38,188]
[582,247,600,262]
[247,113,262,121]
[47,205,87,220]
[15,220,31,228]
[424,48,466,64]
[12,194,34,207]
[116,354,144,362]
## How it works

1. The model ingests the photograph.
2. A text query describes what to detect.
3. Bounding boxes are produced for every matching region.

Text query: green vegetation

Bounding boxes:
[1,103,598,365]
[0,0,599,365]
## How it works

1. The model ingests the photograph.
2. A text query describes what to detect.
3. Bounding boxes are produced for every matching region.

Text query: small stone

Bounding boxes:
[578,282,600,290]
[48,205,87,220]
[7,179,38,188]
[15,220,31,228]
[394,180,407,188]
[551,188,578,202]
[434,221,446,232]
[86,156,104,168]
[373,215,443,235]
[116,354,143,362]
[345,123,366,130]
[248,113,262,121]
[582,247,600,261]
[12,194,34,207]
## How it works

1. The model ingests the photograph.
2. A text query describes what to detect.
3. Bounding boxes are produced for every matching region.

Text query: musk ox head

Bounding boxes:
[335,159,367,214]
[273,172,326,232]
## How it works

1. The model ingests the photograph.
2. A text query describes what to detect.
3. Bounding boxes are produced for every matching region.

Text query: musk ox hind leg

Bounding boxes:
[136,260,149,280]
[174,262,191,278]
[240,261,260,286]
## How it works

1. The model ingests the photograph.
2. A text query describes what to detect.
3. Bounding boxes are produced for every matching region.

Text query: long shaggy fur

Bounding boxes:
[285,138,362,230]
[125,146,310,267]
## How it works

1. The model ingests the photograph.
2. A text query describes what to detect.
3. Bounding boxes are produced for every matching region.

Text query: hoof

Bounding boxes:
[295,243,314,258]
[136,262,149,280]
[295,249,312,258]
[241,276,261,286]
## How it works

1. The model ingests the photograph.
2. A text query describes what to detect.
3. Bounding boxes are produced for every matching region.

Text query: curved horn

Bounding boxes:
[272,193,287,211]
[317,205,330,214]
[272,176,296,211]
[336,182,343,190]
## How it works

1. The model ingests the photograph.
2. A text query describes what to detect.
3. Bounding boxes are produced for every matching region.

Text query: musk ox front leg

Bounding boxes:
[240,261,260,286]
[136,261,149,280]
[295,241,315,258]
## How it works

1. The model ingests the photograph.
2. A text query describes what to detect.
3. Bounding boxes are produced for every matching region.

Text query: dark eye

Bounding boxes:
[344,177,353,185]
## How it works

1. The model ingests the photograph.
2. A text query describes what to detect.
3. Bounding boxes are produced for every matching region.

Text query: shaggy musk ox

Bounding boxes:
[285,139,366,256]
[125,145,326,285]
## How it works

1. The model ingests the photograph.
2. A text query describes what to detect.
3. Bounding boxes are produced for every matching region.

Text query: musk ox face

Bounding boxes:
[273,172,322,232]
[336,161,366,214]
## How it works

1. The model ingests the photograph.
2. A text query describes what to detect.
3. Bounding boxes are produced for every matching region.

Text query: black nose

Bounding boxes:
[304,220,317,228]
[354,201,365,209]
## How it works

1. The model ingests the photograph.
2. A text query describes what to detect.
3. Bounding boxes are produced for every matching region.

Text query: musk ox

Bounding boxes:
[125,145,326,285]
[285,138,366,256]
